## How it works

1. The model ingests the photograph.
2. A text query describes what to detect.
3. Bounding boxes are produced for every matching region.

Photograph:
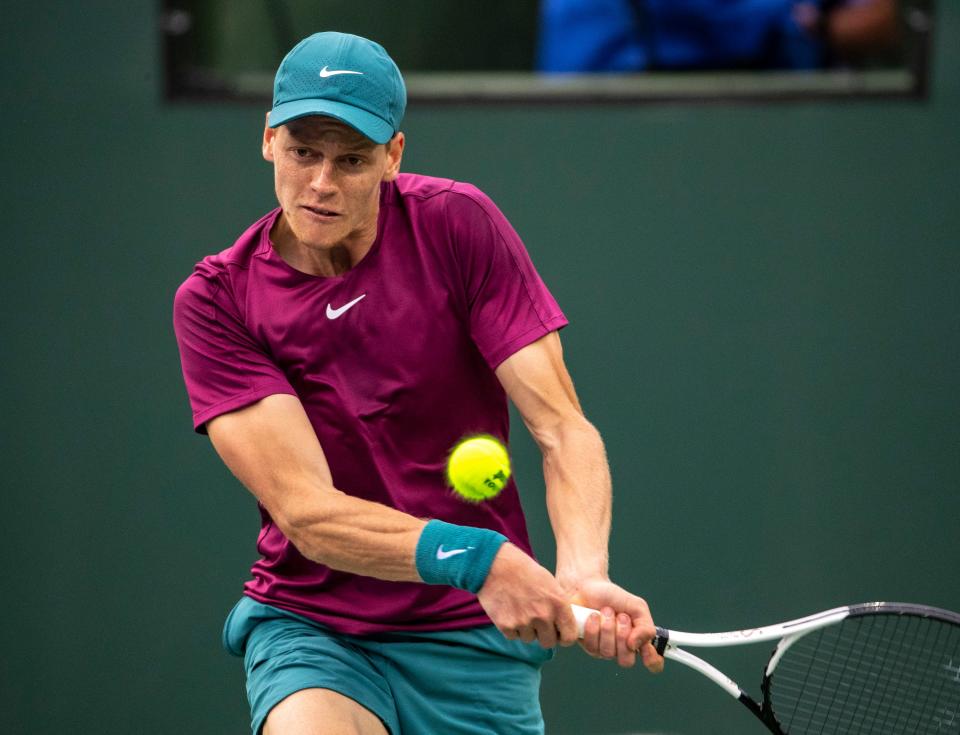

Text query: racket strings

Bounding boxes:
[766,613,960,734]
[776,617,943,728]
[775,616,958,733]
[777,617,954,733]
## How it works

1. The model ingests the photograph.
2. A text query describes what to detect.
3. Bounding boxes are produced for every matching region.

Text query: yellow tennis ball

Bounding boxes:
[446,435,511,503]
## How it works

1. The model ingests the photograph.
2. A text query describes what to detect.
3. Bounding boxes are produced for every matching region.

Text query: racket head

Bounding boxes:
[760,602,960,734]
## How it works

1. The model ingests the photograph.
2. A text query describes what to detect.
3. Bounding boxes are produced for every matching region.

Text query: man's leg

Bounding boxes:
[225,598,400,735]
[365,625,555,734]
[263,688,388,735]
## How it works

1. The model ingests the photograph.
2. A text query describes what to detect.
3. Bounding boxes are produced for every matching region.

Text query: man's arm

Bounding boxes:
[207,393,426,581]
[206,392,580,648]
[495,331,663,671]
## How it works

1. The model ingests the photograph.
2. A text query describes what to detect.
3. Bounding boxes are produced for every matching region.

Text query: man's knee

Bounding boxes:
[263,688,389,735]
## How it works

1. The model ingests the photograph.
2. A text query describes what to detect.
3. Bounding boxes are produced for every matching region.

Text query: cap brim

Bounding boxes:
[268,98,394,144]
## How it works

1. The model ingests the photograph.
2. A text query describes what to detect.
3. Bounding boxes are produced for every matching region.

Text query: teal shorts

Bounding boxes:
[223,596,555,735]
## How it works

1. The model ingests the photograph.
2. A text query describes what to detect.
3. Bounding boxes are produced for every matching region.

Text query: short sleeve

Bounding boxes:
[173,273,297,433]
[448,186,568,369]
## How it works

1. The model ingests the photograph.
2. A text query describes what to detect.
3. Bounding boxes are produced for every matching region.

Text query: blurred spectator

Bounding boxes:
[537,0,900,72]
[794,0,899,65]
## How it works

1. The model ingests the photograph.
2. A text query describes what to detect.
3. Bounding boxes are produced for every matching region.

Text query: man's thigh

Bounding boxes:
[365,626,555,735]
[235,601,400,735]
[225,598,552,735]
[263,688,388,735]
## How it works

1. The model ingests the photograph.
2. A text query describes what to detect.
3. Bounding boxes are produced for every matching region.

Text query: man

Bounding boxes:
[174,31,662,735]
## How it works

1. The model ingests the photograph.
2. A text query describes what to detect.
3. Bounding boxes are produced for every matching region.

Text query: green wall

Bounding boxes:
[4,3,958,733]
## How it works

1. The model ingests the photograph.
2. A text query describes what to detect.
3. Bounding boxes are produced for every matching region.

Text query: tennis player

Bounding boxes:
[173,31,662,735]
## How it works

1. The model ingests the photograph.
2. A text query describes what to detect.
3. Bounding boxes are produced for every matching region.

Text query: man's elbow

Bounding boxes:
[269,488,343,563]
[531,412,603,455]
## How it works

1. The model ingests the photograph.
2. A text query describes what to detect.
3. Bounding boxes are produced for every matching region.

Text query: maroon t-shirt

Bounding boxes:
[173,173,567,634]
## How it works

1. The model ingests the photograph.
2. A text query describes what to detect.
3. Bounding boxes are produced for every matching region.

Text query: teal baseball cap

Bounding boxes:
[269,32,406,144]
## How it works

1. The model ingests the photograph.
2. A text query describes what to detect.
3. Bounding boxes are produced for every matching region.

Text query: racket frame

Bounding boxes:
[571,601,960,733]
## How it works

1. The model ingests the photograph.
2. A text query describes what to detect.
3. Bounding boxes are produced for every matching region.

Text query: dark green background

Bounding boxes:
[172,0,539,75]
[3,3,958,734]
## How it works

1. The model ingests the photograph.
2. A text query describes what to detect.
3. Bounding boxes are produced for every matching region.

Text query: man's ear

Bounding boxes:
[262,113,277,162]
[382,132,405,182]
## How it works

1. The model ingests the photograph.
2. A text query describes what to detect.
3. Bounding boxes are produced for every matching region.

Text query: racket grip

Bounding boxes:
[651,627,669,655]
[571,603,598,638]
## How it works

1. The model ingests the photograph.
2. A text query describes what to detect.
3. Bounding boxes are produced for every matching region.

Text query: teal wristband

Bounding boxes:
[415,520,508,593]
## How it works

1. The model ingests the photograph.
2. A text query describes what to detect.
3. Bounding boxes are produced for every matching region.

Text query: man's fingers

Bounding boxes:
[616,613,637,668]
[566,580,664,671]
[625,612,663,671]
[581,610,602,656]
[530,618,556,648]
[554,603,579,647]
[597,607,617,658]
[640,641,665,673]
[626,613,656,652]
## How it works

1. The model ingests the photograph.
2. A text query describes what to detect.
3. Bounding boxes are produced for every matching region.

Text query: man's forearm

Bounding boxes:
[542,415,612,588]
[277,487,428,581]
[208,394,430,584]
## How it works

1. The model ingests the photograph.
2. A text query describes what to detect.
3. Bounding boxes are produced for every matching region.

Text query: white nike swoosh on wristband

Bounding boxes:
[326,294,366,320]
[436,545,474,560]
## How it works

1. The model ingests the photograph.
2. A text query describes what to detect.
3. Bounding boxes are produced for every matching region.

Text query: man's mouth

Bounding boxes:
[303,205,341,219]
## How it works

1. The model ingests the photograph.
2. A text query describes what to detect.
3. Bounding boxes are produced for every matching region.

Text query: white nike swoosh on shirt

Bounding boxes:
[436,546,473,560]
[326,294,366,320]
[319,66,364,78]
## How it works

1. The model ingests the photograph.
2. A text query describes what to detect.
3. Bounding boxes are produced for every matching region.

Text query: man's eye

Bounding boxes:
[293,148,312,158]
[344,156,364,167]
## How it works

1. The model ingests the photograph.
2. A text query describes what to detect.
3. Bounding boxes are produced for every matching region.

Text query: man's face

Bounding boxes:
[262,116,404,255]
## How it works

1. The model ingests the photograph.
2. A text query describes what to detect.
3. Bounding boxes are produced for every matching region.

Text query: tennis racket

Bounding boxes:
[572,601,960,734]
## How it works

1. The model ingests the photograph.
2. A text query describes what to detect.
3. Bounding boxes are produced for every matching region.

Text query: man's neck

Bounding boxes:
[270,214,376,277]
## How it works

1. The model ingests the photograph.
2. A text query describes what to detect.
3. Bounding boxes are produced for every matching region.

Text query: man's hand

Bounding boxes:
[477,544,580,649]
[570,577,664,672]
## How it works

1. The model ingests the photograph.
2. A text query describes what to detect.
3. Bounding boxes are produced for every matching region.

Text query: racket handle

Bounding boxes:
[571,603,598,637]
[651,627,669,655]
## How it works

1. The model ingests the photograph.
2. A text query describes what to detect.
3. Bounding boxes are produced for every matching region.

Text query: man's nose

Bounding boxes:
[310,159,338,193]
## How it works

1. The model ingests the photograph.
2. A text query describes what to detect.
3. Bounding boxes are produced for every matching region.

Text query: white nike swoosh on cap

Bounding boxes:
[319,66,364,78]
[326,294,366,320]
